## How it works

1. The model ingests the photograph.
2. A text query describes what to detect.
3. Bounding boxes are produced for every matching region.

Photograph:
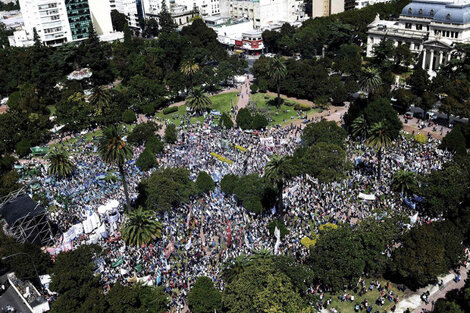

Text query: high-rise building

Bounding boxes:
[312,0,344,17]
[10,0,120,47]
[65,0,91,40]
[19,0,72,46]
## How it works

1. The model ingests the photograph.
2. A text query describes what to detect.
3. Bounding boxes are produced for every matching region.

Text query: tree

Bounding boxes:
[407,67,429,97]
[158,0,176,33]
[296,142,348,183]
[220,174,239,195]
[121,207,162,246]
[15,138,30,157]
[359,67,382,96]
[233,174,272,214]
[264,155,294,213]
[164,123,178,144]
[127,122,160,146]
[440,125,467,155]
[268,56,287,108]
[222,259,306,313]
[350,114,369,140]
[362,98,402,140]
[252,113,268,130]
[180,59,199,91]
[236,108,252,130]
[98,126,134,210]
[222,254,250,284]
[47,149,75,177]
[394,44,414,70]
[49,245,102,313]
[301,120,347,148]
[145,135,164,154]
[186,87,211,115]
[308,226,365,292]
[111,9,128,32]
[389,222,464,290]
[141,18,159,38]
[107,283,168,313]
[89,86,111,117]
[371,39,394,69]
[196,171,215,194]
[121,109,136,124]
[219,112,234,129]
[391,170,418,196]
[367,122,392,181]
[188,276,222,313]
[136,148,158,171]
[137,167,196,212]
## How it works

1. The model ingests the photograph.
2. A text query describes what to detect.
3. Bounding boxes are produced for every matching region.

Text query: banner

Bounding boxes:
[274,226,281,254]
[164,241,175,259]
[226,220,232,247]
[260,137,274,147]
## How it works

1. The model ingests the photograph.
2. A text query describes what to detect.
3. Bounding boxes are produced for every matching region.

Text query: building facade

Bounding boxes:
[10,0,119,47]
[114,0,139,27]
[219,0,305,28]
[367,0,470,76]
[312,0,344,18]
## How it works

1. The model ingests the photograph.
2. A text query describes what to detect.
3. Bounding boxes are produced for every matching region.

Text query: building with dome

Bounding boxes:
[366,0,470,76]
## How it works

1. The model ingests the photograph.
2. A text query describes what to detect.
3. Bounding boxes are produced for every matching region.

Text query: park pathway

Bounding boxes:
[236,74,254,111]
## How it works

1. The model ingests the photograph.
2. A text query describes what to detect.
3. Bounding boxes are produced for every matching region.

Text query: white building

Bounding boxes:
[114,0,140,28]
[219,0,305,28]
[9,0,121,47]
[312,0,344,17]
[142,0,218,18]
[355,0,390,9]
[366,0,470,77]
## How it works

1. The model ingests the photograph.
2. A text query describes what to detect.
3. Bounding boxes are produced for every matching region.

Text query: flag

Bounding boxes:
[164,241,175,259]
[185,238,192,250]
[274,226,281,254]
[186,209,192,229]
[226,220,232,247]
[271,206,276,215]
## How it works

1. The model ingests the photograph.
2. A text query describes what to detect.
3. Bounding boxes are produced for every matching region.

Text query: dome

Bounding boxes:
[433,3,470,24]
[401,0,453,19]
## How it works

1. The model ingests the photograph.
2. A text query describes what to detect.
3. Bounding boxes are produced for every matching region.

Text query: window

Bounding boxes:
[416,24,422,30]
[405,23,412,29]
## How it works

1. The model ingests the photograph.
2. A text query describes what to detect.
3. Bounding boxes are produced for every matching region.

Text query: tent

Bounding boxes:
[30,146,47,156]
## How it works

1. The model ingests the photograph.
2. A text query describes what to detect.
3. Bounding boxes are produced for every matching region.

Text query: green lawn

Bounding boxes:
[325,279,404,313]
[155,92,238,126]
[249,93,318,126]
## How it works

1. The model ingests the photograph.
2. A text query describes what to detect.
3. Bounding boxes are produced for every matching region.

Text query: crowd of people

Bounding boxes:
[19,118,453,312]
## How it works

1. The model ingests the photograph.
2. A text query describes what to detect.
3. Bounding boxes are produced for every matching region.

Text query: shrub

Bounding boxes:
[163,106,178,115]
[164,124,177,144]
[414,133,427,144]
[233,174,268,214]
[251,113,268,130]
[145,135,164,154]
[220,174,239,194]
[196,171,215,194]
[142,104,155,115]
[236,108,252,130]
[250,84,258,94]
[294,103,311,111]
[15,139,31,157]
[258,79,268,92]
[121,109,136,123]
[267,220,289,238]
[318,223,338,233]
[219,112,234,129]
[136,148,158,171]
[301,236,317,249]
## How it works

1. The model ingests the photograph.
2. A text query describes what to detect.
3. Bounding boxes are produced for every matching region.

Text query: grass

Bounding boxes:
[325,278,404,313]
[249,93,318,126]
[154,91,239,126]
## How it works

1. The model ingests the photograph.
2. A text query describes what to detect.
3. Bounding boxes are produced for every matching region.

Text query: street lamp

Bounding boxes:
[1,252,40,283]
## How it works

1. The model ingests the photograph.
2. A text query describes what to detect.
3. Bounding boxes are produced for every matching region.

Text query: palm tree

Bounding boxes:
[264,155,294,213]
[121,207,162,246]
[98,125,134,210]
[351,115,369,140]
[89,86,111,117]
[367,122,392,181]
[268,56,287,109]
[46,149,75,177]
[391,170,418,196]
[222,254,249,283]
[180,59,199,91]
[359,67,382,97]
[186,87,212,115]
[251,248,271,261]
